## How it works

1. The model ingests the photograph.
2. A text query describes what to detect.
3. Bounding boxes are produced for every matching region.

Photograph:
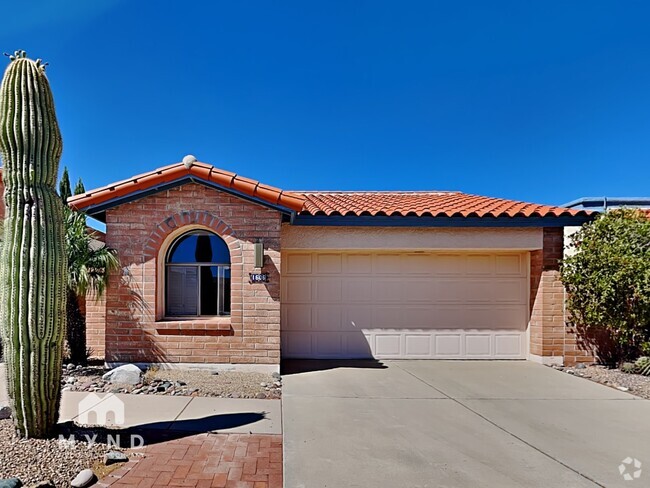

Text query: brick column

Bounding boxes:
[529,227,565,365]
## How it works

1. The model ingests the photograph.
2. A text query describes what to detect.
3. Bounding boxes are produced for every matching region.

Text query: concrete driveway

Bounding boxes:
[282,360,650,488]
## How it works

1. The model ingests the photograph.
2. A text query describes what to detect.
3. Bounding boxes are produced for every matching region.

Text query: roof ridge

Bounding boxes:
[69,159,306,215]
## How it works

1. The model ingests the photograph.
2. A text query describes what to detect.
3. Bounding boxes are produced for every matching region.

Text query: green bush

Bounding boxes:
[561,208,650,365]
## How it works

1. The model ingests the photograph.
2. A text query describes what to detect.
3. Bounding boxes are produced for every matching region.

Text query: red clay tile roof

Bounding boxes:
[68,161,589,219]
[68,161,307,213]
[298,191,588,218]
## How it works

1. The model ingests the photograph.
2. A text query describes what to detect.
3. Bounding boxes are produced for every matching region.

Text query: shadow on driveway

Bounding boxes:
[57,411,267,447]
[281,359,386,375]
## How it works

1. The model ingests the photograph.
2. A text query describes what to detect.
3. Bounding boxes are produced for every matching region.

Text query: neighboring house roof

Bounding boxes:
[69,159,592,226]
[562,196,650,212]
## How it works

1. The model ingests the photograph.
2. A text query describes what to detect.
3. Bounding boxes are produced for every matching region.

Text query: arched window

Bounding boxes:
[165,231,231,317]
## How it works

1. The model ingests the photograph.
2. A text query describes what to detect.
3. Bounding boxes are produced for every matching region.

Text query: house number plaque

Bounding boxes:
[249,272,269,283]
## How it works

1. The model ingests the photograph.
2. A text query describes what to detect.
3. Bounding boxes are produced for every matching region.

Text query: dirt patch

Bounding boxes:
[61,364,282,399]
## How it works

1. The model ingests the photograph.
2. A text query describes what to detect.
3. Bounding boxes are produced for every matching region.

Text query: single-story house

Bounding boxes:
[3,159,597,372]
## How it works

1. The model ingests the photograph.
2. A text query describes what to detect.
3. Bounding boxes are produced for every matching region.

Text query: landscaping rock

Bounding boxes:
[575,363,586,369]
[103,451,128,466]
[0,479,22,488]
[256,392,267,399]
[70,469,96,488]
[272,372,281,380]
[102,364,142,385]
[0,407,11,420]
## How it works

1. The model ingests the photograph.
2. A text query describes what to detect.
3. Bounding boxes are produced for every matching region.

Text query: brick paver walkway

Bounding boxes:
[97,433,282,488]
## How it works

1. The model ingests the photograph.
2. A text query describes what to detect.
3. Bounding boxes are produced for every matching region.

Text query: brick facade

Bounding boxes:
[86,295,106,359]
[99,183,282,368]
[528,227,593,365]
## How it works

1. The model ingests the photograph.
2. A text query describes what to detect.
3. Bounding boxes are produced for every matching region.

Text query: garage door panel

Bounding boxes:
[431,306,467,328]
[283,304,312,330]
[285,253,312,274]
[372,307,403,328]
[436,280,467,302]
[344,333,373,358]
[405,334,433,356]
[346,307,373,329]
[403,254,435,274]
[282,251,528,359]
[342,280,373,301]
[372,280,404,301]
[375,254,403,274]
[403,280,435,301]
[435,254,466,275]
[495,334,524,356]
[345,254,373,274]
[375,335,401,356]
[284,278,312,303]
[314,280,343,302]
[314,306,342,331]
[496,254,525,275]
[314,333,343,356]
[464,334,491,356]
[465,306,527,329]
[284,332,313,356]
[434,334,463,357]
[466,254,494,275]
[316,253,343,274]
[493,280,527,303]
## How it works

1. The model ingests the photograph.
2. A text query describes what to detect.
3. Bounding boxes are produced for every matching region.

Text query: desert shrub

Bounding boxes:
[620,362,637,374]
[634,356,650,376]
[561,208,650,364]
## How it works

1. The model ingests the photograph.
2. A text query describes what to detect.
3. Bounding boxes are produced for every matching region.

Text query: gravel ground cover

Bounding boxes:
[61,364,282,399]
[0,418,128,486]
[554,364,650,399]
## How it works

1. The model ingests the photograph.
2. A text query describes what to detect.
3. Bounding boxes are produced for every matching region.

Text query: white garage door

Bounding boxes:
[281,251,528,359]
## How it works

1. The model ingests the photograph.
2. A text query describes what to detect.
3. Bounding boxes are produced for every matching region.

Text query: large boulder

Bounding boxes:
[70,469,96,488]
[102,364,143,385]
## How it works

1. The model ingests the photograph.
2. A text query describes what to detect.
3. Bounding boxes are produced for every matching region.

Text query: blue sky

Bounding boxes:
[2,0,650,205]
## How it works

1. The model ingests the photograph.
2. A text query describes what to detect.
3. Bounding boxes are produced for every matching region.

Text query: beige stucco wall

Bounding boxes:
[281,225,543,251]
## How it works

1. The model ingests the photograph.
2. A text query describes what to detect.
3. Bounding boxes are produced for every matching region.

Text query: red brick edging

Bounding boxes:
[97,433,282,488]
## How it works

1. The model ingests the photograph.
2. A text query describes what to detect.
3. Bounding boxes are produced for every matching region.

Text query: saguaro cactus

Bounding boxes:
[0,51,67,438]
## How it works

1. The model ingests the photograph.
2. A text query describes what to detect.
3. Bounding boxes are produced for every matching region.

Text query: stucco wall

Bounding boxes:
[101,183,282,368]
[281,225,543,250]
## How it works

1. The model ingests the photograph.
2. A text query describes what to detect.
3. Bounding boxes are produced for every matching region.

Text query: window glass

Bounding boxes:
[166,266,198,316]
[167,233,230,264]
[165,231,231,317]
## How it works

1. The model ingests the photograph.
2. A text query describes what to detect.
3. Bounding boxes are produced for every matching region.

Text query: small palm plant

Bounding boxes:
[61,172,119,364]
[65,210,119,363]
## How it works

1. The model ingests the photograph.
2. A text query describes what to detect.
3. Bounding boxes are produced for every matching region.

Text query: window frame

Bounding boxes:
[164,230,231,318]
